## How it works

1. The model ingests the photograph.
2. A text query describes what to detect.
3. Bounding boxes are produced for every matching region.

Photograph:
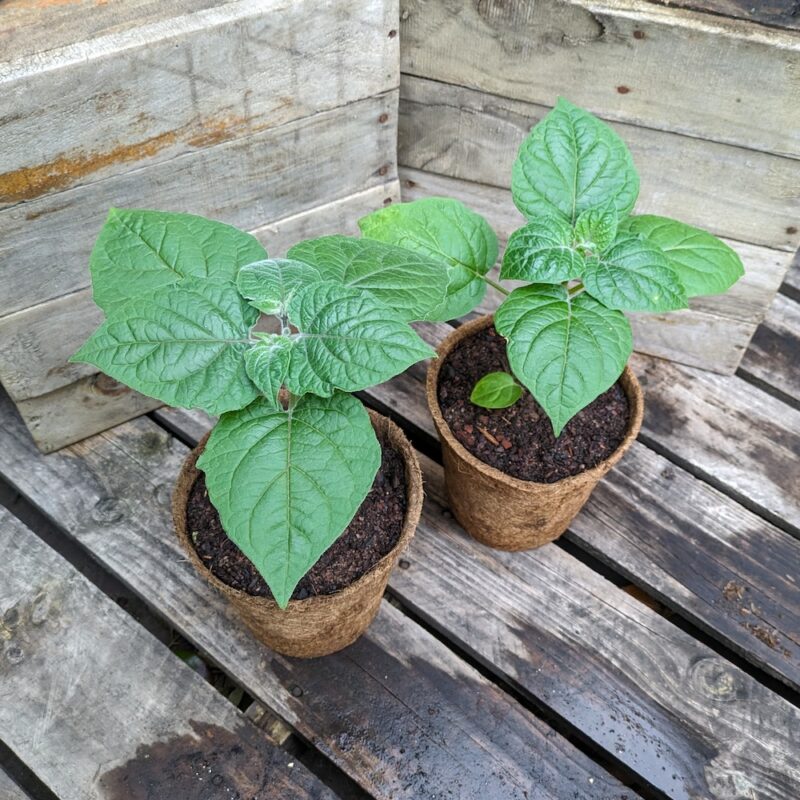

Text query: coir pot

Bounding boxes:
[426,314,644,551]
[173,410,422,658]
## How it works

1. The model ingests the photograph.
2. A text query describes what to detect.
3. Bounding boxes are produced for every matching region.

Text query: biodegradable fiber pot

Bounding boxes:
[427,314,644,551]
[173,410,422,658]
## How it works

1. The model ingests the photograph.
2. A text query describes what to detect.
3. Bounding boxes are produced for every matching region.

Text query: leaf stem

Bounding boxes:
[482,274,509,296]
[567,282,585,298]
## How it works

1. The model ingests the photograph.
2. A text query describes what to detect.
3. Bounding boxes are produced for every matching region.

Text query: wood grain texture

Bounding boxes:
[151,404,800,799]
[1,0,398,206]
[0,506,333,800]
[399,168,789,373]
[633,352,800,535]
[0,395,627,800]
[644,0,800,30]
[0,181,400,404]
[0,90,398,318]
[739,292,800,401]
[399,76,800,252]
[399,0,800,158]
[0,769,29,800]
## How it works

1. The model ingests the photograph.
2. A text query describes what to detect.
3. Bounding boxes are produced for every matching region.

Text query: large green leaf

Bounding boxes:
[512,98,639,224]
[90,208,267,312]
[582,237,688,312]
[494,284,632,436]
[358,197,498,320]
[71,279,259,415]
[620,215,744,297]
[286,235,449,321]
[500,217,584,283]
[236,258,323,316]
[281,280,435,397]
[245,335,292,409]
[197,392,381,607]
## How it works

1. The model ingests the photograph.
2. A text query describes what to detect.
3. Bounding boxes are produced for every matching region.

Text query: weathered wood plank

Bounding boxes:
[0,181,400,405]
[632,353,800,535]
[0,506,333,800]
[645,0,800,30]
[0,91,398,318]
[781,250,800,295]
[739,292,800,402]
[400,76,800,252]
[0,395,628,800]
[399,168,789,373]
[399,0,800,159]
[153,404,800,799]
[1,0,398,207]
[0,768,29,800]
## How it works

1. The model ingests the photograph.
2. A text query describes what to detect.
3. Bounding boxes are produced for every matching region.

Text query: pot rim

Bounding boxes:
[426,313,645,493]
[172,407,422,613]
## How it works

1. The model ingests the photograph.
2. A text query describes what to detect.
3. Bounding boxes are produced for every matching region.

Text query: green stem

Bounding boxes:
[483,274,509,296]
[567,281,585,298]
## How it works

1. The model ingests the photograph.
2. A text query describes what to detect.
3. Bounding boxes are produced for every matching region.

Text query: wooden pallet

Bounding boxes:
[397,0,800,374]
[1,258,798,798]
[0,0,400,452]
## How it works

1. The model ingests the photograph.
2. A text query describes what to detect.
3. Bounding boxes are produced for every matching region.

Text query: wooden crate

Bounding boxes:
[0,0,400,452]
[398,0,800,373]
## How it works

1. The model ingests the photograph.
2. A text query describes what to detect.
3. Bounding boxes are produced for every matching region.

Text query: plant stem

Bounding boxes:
[567,282,585,298]
[483,274,509,296]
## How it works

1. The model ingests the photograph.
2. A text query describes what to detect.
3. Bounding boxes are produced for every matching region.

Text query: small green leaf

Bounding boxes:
[286,235,450,322]
[470,372,523,409]
[237,258,323,316]
[620,215,744,297]
[359,197,498,320]
[281,281,436,397]
[90,209,267,312]
[71,279,259,415]
[197,392,381,607]
[494,284,632,436]
[582,237,688,312]
[512,98,639,224]
[574,205,618,252]
[244,335,291,409]
[500,217,584,283]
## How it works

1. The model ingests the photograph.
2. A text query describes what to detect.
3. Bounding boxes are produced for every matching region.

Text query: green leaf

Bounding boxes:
[286,235,449,322]
[236,258,323,316]
[582,237,688,312]
[281,280,436,397]
[574,204,618,252]
[244,335,291,409]
[494,284,632,436]
[197,392,381,607]
[512,98,639,224]
[358,197,498,320]
[90,209,267,312]
[620,215,744,297]
[470,372,523,409]
[500,217,584,283]
[71,279,259,415]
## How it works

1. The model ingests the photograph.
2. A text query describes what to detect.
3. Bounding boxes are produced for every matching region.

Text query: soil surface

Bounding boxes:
[187,442,407,600]
[437,325,631,482]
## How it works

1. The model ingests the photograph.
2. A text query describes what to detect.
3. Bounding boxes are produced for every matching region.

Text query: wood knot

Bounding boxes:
[5,644,25,664]
[91,497,125,524]
[91,373,129,397]
[688,656,740,702]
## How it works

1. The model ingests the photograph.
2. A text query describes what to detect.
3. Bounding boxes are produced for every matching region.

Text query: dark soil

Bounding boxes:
[437,325,631,483]
[187,443,407,600]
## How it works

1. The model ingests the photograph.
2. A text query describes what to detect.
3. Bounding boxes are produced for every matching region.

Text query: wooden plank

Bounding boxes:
[399,76,800,252]
[631,352,800,535]
[739,292,800,401]
[399,168,789,374]
[0,395,628,800]
[151,404,800,799]
[0,181,400,404]
[1,0,398,207]
[399,0,800,159]
[0,769,29,800]
[781,250,800,295]
[0,90,398,318]
[644,0,800,31]
[0,506,333,800]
